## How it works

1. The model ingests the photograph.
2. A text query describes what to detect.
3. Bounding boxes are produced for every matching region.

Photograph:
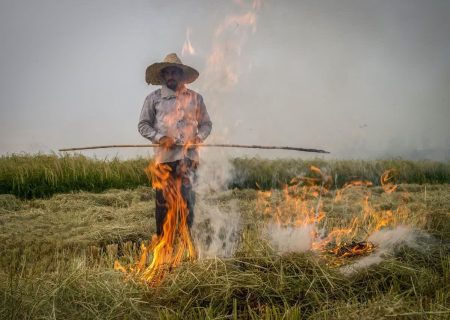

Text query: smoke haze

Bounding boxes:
[340,225,430,274]
[0,0,449,160]
[265,223,314,253]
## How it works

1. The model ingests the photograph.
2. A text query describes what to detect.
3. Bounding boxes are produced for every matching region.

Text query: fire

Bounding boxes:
[334,179,373,202]
[115,162,196,285]
[202,1,261,91]
[116,164,416,284]
[115,163,420,284]
[331,241,375,258]
[115,0,265,285]
[381,169,398,194]
[181,27,195,57]
[258,167,419,258]
[258,166,330,250]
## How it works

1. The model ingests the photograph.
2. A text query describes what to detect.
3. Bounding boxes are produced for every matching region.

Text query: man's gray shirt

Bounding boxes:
[138,85,212,163]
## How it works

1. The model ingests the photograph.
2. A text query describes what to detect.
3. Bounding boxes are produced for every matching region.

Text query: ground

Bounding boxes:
[0,184,449,319]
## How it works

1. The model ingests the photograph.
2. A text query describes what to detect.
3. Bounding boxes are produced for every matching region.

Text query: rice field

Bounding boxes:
[1,154,449,198]
[0,157,449,319]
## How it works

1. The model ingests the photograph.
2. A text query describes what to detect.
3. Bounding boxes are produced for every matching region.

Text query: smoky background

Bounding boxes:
[0,0,449,161]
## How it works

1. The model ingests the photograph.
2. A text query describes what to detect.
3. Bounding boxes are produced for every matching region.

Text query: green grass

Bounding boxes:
[1,154,450,199]
[0,184,449,319]
[0,154,149,198]
[230,158,450,189]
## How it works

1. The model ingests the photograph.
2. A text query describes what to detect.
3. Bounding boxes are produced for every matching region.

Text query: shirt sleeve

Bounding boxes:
[196,94,212,141]
[138,95,164,143]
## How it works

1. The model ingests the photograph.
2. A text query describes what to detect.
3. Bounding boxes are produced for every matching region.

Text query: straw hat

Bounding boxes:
[145,53,199,85]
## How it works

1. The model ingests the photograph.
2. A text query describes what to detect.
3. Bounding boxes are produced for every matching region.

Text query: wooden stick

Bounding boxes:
[59,144,329,154]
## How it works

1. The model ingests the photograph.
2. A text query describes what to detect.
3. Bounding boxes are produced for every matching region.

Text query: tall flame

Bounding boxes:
[115,162,197,285]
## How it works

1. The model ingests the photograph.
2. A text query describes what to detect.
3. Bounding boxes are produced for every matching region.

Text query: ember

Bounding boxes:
[330,241,375,258]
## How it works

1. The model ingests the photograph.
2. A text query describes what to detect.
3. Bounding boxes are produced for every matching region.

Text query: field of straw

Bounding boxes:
[0,155,449,319]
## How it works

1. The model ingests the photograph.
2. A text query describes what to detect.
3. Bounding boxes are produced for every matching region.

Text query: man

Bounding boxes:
[138,53,212,238]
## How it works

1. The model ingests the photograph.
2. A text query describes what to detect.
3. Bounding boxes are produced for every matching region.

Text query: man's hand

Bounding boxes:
[185,136,203,147]
[158,136,176,148]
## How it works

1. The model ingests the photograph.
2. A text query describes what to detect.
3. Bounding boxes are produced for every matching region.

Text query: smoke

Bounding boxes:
[187,1,263,256]
[264,223,315,253]
[260,222,431,274]
[201,1,260,93]
[192,198,241,259]
[192,150,242,258]
[340,225,429,275]
[194,150,233,195]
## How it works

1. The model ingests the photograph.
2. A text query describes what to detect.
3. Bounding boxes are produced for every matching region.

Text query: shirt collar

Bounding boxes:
[161,85,189,99]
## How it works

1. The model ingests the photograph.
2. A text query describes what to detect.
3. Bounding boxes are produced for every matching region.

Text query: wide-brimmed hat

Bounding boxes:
[145,53,199,85]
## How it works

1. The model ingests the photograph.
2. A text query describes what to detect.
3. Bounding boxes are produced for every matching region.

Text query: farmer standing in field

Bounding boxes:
[138,53,212,238]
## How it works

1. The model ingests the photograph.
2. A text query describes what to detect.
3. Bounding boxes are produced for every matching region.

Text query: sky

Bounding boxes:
[0,0,449,160]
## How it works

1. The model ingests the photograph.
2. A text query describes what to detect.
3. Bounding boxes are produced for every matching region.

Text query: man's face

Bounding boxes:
[162,66,183,90]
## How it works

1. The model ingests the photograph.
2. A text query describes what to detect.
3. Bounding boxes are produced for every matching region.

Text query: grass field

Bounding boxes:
[0,155,449,319]
[1,154,449,198]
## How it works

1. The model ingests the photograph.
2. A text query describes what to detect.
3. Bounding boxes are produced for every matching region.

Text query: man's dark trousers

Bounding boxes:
[155,158,197,236]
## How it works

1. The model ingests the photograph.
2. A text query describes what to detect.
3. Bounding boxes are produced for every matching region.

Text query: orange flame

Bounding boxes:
[115,162,196,285]
[202,2,261,91]
[143,162,197,284]
[258,168,420,257]
[258,166,329,229]
[381,169,398,194]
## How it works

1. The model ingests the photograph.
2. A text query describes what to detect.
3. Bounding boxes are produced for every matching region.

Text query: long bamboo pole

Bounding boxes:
[59,144,329,154]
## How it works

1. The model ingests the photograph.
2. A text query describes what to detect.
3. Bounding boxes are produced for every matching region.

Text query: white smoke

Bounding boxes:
[194,150,233,195]
[192,151,242,258]
[340,225,428,275]
[264,223,315,253]
[193,199,241,259]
